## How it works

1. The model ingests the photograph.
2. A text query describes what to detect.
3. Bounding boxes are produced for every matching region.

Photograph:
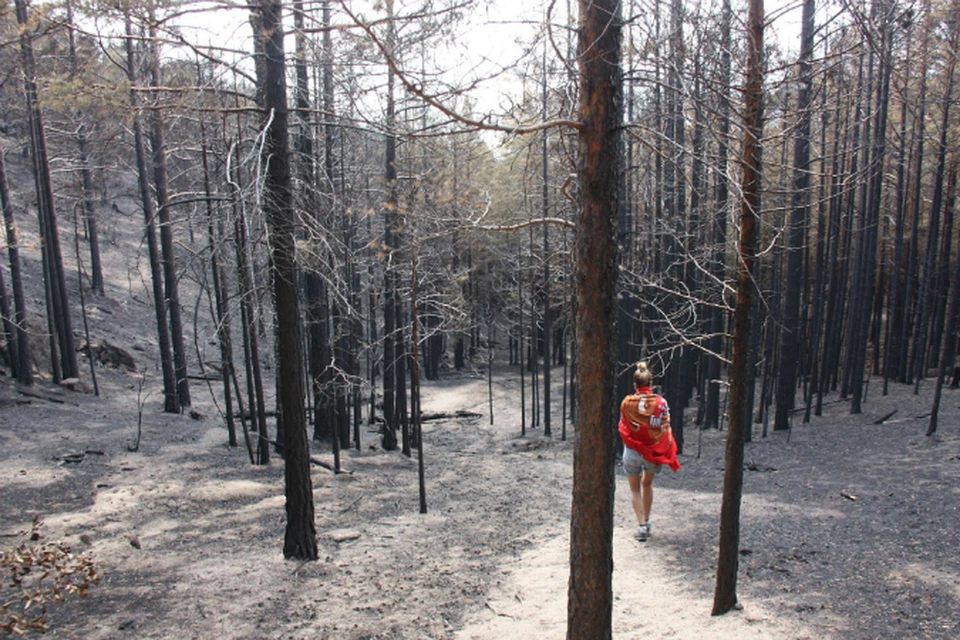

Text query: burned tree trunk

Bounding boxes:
[255,0,317,561]
[928,179,960,436]
[566,0,621,636]
[65,0,103,296]
[124,14,177,412]
[147,15,190,409]
[775,0,814,431]
[15,0,77,383]
[0,137,32,385]
[911,12,959,390]
[197,92,237,448]
[714,0,764,614]
[849,0,893,414]
[704,0,733,431]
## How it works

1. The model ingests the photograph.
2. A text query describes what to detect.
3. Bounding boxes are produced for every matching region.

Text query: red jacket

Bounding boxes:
[618,387,680,471]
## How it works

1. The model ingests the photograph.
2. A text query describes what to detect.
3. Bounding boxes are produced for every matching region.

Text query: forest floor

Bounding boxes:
[1,136,959,638]
[2,359,959,640]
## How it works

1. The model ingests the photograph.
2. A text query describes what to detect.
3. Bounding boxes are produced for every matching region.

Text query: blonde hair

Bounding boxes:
[633,361,654,389]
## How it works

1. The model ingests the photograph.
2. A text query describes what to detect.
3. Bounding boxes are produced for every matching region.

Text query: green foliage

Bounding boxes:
[1,518,100,636]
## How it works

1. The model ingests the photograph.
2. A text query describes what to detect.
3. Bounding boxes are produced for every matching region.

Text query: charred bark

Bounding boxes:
[714,0,763,614]
[566,0,621,636]
[775,0,814,431]
[124,15,177,411]
[0,137,32,385]
[255,0,317,561]
[15,0,78,383]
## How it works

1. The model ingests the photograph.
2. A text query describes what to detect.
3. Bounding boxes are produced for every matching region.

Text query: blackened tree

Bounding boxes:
[566,0,621,636]
[254,0,317,561]
[714,0,763,615]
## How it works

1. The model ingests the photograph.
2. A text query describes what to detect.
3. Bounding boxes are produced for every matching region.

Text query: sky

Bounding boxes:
[144,0,811,140]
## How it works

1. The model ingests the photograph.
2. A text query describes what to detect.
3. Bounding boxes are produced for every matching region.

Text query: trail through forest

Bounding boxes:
[4,0,960,635]
[1,130,958,639]
[2,360,958,639]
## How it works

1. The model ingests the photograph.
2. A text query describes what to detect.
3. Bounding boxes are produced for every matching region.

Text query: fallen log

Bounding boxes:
[872,409,897,425]
[240,410,278,420]
[420,410,483,422]
[310,457,353,474]
[790,398,846,413]
[188,374,223,381]
[15,386,65,404]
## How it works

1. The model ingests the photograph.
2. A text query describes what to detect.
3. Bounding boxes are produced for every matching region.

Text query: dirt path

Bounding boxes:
[2,365,959,639]
[459,376,960,640]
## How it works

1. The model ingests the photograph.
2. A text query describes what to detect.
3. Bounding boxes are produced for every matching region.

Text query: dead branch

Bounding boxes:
[338,0,580,136]
[471,217,575,232]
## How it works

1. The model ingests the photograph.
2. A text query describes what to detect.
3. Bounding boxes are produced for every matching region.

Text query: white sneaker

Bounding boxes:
[635,523,650,542]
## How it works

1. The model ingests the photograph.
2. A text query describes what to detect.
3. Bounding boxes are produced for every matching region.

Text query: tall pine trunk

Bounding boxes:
[849,0,893,414]
[197,91,237,447]
[804,70,832,421]
[0,137,32,385]
[381,0,400,451]
[541,53,553,438]
[148,12,190,408]
[255,0,317,561]
[229,131,269,464]
[567,0,623,640]
[15,0,77,383]
[124,15,177,412]
[928,171,960,436]
[911,13,958,390]
[884,18,914,394]
[567,0,621,636]
[901,1,932,384]
[65,0,103,295]
[774,0,814,431]
[714,0,763,614]
[705,0,732,431]
[928,163,959,369]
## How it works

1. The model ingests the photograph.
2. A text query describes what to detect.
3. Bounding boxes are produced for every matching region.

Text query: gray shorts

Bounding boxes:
[622,446,662,476]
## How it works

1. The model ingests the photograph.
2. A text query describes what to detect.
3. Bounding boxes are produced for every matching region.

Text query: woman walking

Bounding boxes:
[619,361,680,541]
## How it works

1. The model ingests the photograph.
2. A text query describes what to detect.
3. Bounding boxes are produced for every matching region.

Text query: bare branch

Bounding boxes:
[337,0,581,136]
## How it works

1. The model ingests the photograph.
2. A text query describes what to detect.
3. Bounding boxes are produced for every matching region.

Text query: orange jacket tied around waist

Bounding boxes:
[618,387,681,471]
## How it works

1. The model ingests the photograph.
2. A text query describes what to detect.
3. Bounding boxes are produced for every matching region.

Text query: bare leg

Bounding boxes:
[640,470,655,524]
[628,474,644,525]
